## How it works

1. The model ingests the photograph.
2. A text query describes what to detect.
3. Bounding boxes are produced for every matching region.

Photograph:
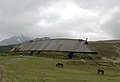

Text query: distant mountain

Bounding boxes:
[0,35,33,46]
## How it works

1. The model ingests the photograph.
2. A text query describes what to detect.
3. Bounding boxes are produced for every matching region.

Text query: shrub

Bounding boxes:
[94,55,102,60]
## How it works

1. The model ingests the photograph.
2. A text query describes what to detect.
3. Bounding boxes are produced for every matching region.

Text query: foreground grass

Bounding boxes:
[0,57,120,82]
[0,56,19,61]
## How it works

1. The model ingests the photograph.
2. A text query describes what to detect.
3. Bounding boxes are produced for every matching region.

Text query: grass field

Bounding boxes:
[0,56,120,82]
[0,56,19,61]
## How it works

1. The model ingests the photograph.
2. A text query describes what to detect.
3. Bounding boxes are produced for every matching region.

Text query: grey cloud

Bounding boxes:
[0,0,56,36]
[0,0,120,41]
[73,0,120,39]
[74,0,120,10]
[0,0,55,16]
[101,10,120,39]
[30,17,96,39]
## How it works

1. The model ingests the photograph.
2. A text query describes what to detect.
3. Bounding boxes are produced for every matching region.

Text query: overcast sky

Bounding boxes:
[0,0,120,41]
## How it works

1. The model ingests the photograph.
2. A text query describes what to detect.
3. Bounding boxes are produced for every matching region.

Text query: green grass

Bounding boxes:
[89,41,120,57]
[0,45,14,53]
[0,56,19,61]
[0,56,120,82]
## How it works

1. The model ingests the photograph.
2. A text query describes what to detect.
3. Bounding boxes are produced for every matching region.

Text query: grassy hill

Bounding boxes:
[89,40,120,57]
[0,45,14,53]
[0,56,120,82]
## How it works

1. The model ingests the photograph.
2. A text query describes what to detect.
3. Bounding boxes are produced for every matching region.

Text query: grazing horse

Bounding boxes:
[98,68,104,75]
[56,63,64,68]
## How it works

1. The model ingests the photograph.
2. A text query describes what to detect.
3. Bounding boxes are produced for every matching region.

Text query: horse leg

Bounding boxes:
[102,71,104,75]
[98,70,100,74]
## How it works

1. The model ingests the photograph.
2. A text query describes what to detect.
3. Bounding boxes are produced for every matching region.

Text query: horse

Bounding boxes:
[98,68,104,75]
[56,63,64,68]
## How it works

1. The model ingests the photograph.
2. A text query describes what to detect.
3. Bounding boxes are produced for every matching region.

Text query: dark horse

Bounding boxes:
[56,63,64,68]
[98,68,104,75]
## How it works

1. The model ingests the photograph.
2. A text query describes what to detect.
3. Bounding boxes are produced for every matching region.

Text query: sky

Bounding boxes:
[0,0,120,41]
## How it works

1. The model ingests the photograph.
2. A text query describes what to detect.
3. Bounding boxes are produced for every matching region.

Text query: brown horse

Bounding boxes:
[98,68,104,75]
[56,63,64,68]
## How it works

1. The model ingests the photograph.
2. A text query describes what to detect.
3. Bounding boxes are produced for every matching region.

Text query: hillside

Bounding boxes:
[0,56,120,82]
[0,45,14,53]
[89,40,120,57]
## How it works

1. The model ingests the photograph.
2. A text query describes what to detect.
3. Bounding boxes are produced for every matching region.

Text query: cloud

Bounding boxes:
[0,0,119,41]
[101,6,120,39]
[29,1,100,39]
[0,0,56,39]
[74,0,120,10]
